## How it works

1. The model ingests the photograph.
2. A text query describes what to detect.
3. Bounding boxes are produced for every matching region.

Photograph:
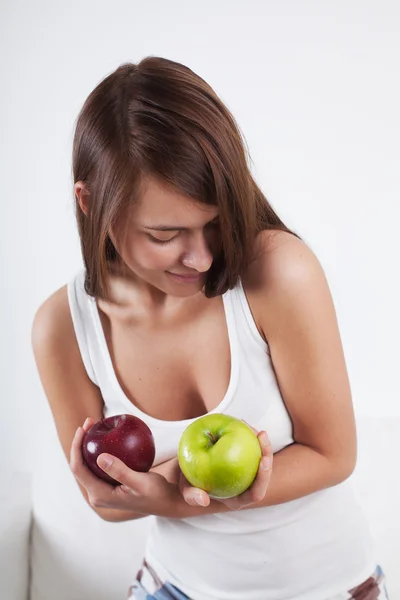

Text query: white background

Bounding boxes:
[1,1,399,478]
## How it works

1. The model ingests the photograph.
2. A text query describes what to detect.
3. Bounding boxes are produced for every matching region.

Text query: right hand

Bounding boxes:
[69,417,179,516]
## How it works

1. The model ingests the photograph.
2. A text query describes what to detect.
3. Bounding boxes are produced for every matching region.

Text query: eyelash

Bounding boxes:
[149,236,175,245]
[148,221,220,245]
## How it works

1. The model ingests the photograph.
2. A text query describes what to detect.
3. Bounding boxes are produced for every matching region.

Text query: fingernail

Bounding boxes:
[83,418,90,428]
[195,492,206,506]
[98,455,113,469]
[261,432,269,446]
[262,457,272,470]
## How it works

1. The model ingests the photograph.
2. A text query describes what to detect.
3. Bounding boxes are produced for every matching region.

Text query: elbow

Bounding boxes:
[96,507,146,522]
[96,508,119,522]
[82,491,144,522]
[88,503,115,522]
[332,456,357,485]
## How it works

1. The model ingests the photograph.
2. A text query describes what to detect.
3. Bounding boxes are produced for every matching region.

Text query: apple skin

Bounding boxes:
[178,413,262,499]
[81,414,156,486]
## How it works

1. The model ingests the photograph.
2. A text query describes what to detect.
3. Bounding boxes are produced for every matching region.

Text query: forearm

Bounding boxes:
[168,442,353,519]
[252,441,352,507]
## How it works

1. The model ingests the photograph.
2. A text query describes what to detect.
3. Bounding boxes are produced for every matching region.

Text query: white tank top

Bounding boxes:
[68,267,377,600]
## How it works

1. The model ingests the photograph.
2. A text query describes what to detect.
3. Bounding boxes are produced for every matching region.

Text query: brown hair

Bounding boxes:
[72,56,301,301]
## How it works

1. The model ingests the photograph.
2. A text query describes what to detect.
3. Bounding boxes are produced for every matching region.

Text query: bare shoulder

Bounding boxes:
[31,279,104,425]
[244,229,333,340]
[31,282,96,394]
[247,229,326,295]
[31,284,73,349]
[254,228,321,277]
[31,282,98,391]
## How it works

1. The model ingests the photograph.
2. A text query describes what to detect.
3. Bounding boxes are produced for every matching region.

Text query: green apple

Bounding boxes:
[178,413,262,499]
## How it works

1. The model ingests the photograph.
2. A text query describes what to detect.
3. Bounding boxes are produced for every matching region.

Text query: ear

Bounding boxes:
[74,181,91,217]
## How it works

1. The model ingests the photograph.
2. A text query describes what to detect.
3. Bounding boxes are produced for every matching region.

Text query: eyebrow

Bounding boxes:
[143,216,219,232]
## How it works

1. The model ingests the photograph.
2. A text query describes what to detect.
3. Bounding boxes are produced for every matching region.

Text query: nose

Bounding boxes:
[181,231,216,272]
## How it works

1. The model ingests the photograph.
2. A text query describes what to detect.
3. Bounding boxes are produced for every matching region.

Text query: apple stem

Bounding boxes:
[207,432,218,445]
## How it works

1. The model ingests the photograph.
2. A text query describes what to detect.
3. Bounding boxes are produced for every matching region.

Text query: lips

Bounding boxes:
[167,271,202,282]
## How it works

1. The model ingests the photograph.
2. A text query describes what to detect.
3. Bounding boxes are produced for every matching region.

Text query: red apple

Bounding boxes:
[81,414,156,485]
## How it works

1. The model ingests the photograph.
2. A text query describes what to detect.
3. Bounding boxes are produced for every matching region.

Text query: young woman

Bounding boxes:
[32,56,389,600]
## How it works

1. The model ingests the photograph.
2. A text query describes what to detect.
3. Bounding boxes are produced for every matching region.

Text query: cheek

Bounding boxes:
[135,240,178,270]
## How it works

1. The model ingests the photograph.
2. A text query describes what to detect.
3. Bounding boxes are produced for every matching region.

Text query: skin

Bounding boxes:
[70,417,273,514]
[33,174,357,520]
[71,174,272,511]
[82,175,222,316]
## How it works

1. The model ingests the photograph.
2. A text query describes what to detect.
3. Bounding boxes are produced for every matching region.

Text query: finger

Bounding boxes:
[221,435,273,510]
[258,430,273,460]
[238,447,273,508]
[96,453,149,494]
[178,473,210,507]
[69,426,111,495]
[253,450,273,498]
[82,417,96,432]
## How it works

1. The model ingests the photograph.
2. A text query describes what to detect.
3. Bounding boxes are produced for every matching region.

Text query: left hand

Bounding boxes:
[179,423,273,510]
[70,417,179,516]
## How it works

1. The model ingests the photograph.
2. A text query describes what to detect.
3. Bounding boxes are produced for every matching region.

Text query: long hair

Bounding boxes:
[71,56,301,301]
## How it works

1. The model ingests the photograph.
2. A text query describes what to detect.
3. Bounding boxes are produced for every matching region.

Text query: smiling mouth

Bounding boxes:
[167,271,203,282]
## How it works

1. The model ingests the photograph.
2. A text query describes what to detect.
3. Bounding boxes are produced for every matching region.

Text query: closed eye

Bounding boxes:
[148,218,220,245]
[148,236,175,245]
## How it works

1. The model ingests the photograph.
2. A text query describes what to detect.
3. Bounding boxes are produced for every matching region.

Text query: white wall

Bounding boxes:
[1,0,399,477]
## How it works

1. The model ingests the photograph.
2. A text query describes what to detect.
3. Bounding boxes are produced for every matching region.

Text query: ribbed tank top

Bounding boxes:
[68,267,377,600]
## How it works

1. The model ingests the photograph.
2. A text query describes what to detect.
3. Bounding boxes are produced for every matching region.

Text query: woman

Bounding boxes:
[32,56,389,599]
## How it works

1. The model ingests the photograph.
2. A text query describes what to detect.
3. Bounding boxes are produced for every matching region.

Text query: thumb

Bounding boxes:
[178,473,210,507]
[97,454,148,493]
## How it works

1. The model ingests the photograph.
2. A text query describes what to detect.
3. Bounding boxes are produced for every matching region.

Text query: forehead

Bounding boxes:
[132,176,219,225]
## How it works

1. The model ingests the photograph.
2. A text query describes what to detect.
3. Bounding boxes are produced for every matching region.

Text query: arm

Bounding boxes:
[31,285,179,523]
[154,233,358,518]
[161,442,352,519]
[43,233,355,522]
